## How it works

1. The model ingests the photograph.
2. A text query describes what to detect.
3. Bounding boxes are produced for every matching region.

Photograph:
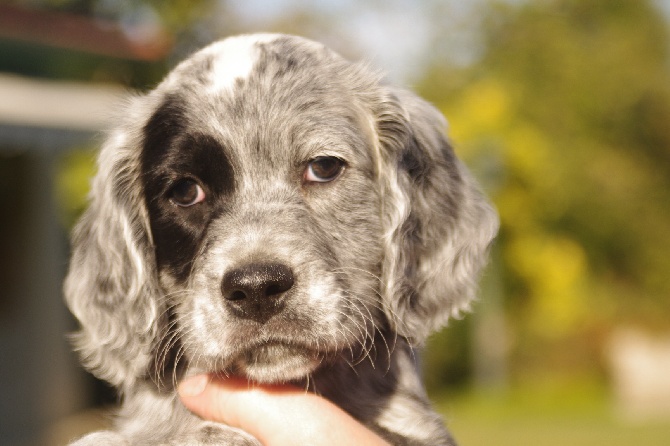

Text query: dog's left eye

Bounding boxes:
[304,157,345,183]
[169,179,205,207]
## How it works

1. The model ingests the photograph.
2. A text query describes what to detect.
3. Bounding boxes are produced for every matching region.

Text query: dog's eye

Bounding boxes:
[304,157,345,183]
[169,179,205,207]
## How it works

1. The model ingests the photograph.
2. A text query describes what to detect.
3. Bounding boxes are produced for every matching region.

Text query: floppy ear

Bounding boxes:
[374,88,499,345]
[64,111,163,391]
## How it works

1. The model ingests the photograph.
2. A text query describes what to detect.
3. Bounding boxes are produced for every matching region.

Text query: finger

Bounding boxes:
[178,375,301,440]
[178,375,391,446]
[178,375,251,426]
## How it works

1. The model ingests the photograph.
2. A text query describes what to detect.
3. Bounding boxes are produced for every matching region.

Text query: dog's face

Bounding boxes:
[142,36,385,382]
[65,34,498,390]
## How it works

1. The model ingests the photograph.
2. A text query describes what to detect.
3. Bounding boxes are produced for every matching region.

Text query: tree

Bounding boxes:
[421,0,670,384]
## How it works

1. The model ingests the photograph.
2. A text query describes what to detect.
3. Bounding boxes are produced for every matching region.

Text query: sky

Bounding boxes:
[219,0,489,82]
[214,0,670,83]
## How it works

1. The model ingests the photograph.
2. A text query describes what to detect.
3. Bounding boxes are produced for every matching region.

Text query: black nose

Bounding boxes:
[221,262,295,321]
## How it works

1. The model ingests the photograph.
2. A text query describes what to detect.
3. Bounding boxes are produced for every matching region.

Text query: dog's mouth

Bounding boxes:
[229,341,322,383]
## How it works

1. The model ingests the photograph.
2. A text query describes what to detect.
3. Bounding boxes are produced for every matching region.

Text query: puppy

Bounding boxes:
[65,33,498,445]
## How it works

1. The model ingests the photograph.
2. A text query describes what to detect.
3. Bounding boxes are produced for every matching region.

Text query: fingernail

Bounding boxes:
[179,375,209,397]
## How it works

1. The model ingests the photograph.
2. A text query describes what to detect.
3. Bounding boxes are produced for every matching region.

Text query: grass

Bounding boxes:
[433,381,670,446]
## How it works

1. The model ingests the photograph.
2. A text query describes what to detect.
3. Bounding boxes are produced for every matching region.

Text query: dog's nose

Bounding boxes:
[221,262,295,320]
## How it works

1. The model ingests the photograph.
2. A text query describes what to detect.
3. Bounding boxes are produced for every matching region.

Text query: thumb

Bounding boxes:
[178,374,391,446]
[178,375,297,441]
[178,375,311,445]
[178,374,247,426]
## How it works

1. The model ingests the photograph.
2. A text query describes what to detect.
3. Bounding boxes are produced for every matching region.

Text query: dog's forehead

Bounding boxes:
[170,34,329,95]
[199,34,279,94]
[141,33,378,190]
[160,36,370,158]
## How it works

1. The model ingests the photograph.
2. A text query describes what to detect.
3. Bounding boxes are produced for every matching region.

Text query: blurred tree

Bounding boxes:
[421,0,670,387]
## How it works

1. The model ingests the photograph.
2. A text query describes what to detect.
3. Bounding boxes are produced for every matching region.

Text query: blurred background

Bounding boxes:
[1,0,669,445]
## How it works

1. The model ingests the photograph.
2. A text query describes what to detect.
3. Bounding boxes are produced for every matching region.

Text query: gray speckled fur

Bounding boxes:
[65,34,498,445]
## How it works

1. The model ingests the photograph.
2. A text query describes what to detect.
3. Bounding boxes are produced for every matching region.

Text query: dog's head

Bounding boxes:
[65,34,498,389]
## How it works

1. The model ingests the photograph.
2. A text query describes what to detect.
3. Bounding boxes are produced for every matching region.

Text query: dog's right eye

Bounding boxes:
[169,179,205,207]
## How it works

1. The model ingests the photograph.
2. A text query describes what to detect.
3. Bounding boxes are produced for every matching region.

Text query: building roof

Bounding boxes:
[0,73,128,131]
[0,73,130,152]
[0,4,172,61]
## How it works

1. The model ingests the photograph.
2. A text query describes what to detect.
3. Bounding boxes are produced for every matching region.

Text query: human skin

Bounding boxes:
[178,375,392,446]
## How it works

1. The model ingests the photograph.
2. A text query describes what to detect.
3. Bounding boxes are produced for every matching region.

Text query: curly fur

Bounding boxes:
[64,34,498,445]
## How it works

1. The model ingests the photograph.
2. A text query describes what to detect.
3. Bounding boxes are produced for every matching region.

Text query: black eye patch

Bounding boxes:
[140,94,235,281]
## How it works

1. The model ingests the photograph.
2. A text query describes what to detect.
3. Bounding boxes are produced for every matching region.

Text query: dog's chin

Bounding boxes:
[231,342,321,383]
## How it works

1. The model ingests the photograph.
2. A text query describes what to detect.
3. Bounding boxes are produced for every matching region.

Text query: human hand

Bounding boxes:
[178,375,391,446]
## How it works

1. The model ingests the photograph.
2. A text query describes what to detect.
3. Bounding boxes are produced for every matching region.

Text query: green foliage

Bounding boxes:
[0,39,166,86]
[55,148,97,228]
[420,0,670,383]
[423,318,473,390]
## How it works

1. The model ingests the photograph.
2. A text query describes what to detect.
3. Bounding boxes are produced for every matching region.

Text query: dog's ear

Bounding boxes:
[64,112,162,390]
[373,88,498,345]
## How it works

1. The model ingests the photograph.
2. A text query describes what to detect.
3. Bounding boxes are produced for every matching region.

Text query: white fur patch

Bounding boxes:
[202,34,279,94]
